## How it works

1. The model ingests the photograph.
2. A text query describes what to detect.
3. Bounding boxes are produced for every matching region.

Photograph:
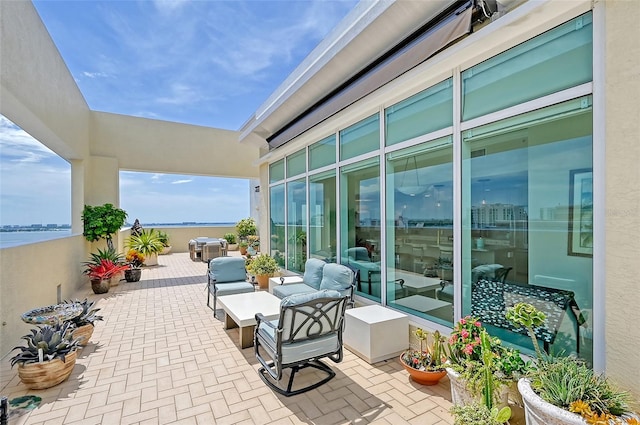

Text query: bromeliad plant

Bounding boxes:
[84,259,129,281]
[10,322,81,367]
[401,328,448,372]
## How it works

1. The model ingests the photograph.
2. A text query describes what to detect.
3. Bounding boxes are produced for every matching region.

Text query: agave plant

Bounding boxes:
[62,298,103,327]
[10,322,82,367]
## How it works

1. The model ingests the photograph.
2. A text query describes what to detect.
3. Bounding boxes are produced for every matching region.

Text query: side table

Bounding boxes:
[268,276,303,294]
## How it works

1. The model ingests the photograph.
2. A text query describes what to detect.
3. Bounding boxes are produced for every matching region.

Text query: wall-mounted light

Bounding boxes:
[254,186,260,193]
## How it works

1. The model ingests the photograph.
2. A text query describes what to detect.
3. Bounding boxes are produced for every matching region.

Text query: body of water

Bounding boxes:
[0,223,236,249]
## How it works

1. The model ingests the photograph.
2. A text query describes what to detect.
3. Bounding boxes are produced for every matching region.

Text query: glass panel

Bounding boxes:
[269,159,284,183]
[309,135,336,170]
[340,114,380,161]
[462,12,593,121]
[385,137,454,326]
[309,170,337,263]
[462,96,593,363]
[385,79,453,146]
[286,149,306,178]
[269,184,286,267]
[340,158,381,302]
[286,178,307,273]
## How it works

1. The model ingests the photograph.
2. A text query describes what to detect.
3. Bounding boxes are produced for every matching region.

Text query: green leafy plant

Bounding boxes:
[239,241,249,249]
[246,254,279,276]
[236,217,257,240]
[506,303,635,424]
[223,233,237,244]
[10,322,81,367]
[401,328,448,372]
[126,228,165,258]
[63,298,103,327]
[156,230,170,247]
[82,203,128,250]
[84,247,126,268]
[451,403,512,425]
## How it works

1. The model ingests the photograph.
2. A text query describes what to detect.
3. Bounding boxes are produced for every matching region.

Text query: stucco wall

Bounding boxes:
[0,1,90,160]
[116,226,237,254]
[90,112,259,179]
[603,0,640,402]
[0,235,88,358]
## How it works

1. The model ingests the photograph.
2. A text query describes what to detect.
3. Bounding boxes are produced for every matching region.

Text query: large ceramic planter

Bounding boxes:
[518,378,586,425]
[91,279,109,294]
[72,324,94,346]
[160,246,172,255]
[446,368,511,408]
[400,356,446,385]
[125,268,142,282]
[144,252,158,266]
[17,350,77,390]
[227,243,238,251]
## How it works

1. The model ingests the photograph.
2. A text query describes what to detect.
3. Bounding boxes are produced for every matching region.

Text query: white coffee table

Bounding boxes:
[217,291,282,349]
[394,295,451,313]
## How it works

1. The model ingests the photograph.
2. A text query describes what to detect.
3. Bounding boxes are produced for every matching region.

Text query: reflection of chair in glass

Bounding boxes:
[344,247,381,297]
[254,290,348,396]
[412,246,429,274]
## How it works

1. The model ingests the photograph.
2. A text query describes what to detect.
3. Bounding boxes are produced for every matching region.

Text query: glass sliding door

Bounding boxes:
[309,171,337,263]
[340,158,381,301]
[286,178,307,273]
[386,137,454,326]
[462,96,593,363]
[269,184,286,267]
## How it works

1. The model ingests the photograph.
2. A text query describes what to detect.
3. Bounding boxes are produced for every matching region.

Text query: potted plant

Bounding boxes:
[446,316,527,409]
[236,217,257,242]
[246,253,279,289]
[157,230,172,255]
[506,303,637,425]
[82,203,128,251]
[10,322,82,389]
[450,330,512,424]
[63,298,103,345]
[126,228,165,266]
[124,249,145,282]
[239,241,249,256]
[84,259,129,294]
[399,328,448,385]
[223,233,238,251]
[83,247,127,286]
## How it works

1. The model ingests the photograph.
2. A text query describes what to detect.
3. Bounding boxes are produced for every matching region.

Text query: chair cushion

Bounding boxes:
[256,322,339,364]
[319,263,354,296]
[214,281,255,296]
[272,283,316,300]
[280,289,342,307]
[303,258,326,290]
[209,256,246,283]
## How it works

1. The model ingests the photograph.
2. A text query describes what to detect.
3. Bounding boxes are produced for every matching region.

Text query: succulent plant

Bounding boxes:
[63,298,103,327]
[10,322,82,367]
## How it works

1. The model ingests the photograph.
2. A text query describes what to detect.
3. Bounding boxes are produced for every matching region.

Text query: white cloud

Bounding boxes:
[0,116,57,162]
[171,179,192,184]
[82,71,108,78]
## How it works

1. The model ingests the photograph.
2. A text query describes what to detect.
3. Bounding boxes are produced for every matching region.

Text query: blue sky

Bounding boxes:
[0,0,357,226]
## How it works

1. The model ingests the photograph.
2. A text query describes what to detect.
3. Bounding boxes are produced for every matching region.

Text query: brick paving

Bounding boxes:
[0,252,454,425]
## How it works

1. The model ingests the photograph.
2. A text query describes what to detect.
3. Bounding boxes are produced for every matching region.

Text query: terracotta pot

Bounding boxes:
[72,323,94,346]
[91,279,109,294]
[240,246,248,255]
[125,268,142,282]
[399,355,446,385]
[255,274,270,290]
[17,350,77,390]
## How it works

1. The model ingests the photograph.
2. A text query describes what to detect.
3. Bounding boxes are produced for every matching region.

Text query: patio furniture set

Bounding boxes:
[188,237,228,262]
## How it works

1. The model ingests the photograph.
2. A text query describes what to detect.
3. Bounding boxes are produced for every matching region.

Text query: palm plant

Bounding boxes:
[126,228,165,258]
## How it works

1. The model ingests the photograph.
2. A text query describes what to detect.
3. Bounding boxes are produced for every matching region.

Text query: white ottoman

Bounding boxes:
[344,305,408,364]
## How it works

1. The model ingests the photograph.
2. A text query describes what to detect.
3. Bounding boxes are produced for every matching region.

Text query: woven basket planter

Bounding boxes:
[72,324,94,346]
[17,350,77,390]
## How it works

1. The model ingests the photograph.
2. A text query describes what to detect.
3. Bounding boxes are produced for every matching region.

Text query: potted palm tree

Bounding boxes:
[126,228,165,266]
[246,253,279,289]
[10,322,82,389]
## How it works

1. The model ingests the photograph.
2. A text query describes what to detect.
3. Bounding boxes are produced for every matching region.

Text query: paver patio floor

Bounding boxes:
[1,252,454,425]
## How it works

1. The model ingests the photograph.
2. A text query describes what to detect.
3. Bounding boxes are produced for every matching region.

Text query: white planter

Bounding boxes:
[227,243,238,251]
[446,368,511,409]
[160,246,172,255]
[518,378,586,425]
[144,252,158,266]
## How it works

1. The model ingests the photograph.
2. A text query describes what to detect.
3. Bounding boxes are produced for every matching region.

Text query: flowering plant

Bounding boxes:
[401,328,448,372]
[448,315,485,364]
[125,249,145,268]
[85,259,129,281]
